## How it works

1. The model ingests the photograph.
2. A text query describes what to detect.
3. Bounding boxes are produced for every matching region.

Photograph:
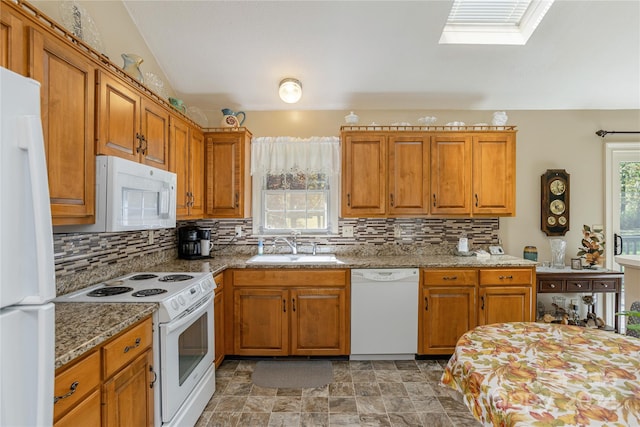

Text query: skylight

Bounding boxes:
[439,0,555,45]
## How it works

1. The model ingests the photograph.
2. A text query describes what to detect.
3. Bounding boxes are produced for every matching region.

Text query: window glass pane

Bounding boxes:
[286,193,307,212]
[265,193,285,211]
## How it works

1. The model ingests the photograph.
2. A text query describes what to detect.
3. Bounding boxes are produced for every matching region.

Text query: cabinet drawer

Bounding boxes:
[232,269,348,286]
[593,279,618,292]
[479,269,532,285]
[423,269,477,285]
[566,280,591,292]
[54,350,100,421]
[538,280,564,292]
[103,317,152,379]
[54,388,101,427]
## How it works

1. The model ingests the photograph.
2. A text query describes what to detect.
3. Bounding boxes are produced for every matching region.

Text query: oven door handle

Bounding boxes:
[165,293,214,334]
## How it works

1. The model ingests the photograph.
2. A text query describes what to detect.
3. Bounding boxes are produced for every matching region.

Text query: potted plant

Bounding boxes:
[617,307,640,336]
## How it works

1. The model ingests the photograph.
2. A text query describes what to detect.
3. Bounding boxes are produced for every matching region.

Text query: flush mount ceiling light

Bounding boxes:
[439,0,555,45]
[279,78,302,103]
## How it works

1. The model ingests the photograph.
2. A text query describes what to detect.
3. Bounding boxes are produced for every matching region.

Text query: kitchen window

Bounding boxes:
[251,137,340,235]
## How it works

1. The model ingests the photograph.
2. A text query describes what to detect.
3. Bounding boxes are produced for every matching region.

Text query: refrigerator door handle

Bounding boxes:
[16,116,55,303]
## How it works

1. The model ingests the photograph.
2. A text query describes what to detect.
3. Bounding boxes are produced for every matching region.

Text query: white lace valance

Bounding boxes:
[251,136,340,176]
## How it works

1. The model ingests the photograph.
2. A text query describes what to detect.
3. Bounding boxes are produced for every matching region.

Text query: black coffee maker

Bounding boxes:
[178,226,210,259]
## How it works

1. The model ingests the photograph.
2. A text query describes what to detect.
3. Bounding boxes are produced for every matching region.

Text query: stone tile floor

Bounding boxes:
[195,359,482,426]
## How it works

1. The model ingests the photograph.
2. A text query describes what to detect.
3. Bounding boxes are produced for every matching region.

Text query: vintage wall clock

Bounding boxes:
[541,169,570,236]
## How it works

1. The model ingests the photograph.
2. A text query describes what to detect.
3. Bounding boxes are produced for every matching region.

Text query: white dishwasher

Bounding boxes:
[350,268,419,360]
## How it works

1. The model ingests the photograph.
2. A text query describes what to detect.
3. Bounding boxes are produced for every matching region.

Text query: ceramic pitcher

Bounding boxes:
[220,108,246,127]
[121,53,144,83]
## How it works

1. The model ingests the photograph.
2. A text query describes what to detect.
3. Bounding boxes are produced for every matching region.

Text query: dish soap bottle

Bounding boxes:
[257,238,264,255]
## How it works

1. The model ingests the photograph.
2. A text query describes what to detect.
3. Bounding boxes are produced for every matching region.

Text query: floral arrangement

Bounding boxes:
[577,224,605,267]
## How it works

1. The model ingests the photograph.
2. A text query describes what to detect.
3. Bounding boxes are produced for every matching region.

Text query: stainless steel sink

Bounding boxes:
[246,254,344,265]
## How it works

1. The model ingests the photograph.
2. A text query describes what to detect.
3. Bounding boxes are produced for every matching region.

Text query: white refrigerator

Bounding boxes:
[0,66,55,426]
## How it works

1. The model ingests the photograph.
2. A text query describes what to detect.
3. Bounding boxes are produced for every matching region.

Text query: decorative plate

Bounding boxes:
[144,72,169,99]
[186,106,209,127]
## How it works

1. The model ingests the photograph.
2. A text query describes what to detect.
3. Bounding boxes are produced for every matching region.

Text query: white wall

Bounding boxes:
[34,1,640,265]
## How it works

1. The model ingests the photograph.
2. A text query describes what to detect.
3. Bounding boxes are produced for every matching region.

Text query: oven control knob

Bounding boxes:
[178,295,186,306]
[171,300,179,310]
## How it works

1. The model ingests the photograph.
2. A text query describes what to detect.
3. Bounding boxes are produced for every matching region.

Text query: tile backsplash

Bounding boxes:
[54,217,499,294]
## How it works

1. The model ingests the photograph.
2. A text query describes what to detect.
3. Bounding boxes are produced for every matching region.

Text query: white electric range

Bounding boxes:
[55,272,217,427]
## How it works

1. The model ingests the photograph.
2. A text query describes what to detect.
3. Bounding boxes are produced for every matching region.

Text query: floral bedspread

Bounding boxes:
[441,322,640,427]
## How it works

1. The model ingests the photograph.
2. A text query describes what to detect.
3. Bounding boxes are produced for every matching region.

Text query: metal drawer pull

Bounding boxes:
[443,276,457,280]
[149,366,157,389]
[292,298,296,312]
[575,284,582,288]
[480,296,485,310]
[283,299,286,313]
[425,297,429,311]
[499,275,513,279]
[549,283,556,288]
[600,283,608,288]
[124,337,141,353]
[54,381,78,404]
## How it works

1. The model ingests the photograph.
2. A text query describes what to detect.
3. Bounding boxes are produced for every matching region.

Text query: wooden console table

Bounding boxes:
[536,267,623,331]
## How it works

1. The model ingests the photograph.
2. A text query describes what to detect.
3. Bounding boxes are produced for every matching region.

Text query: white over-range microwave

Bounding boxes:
[55,155,177,233]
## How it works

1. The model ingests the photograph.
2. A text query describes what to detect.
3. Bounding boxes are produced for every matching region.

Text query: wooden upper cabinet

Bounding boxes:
[204,128,252,218]
[430,134,472,215]
[29,27,95,225]
[342,133,387,217]
[388,135,429,215]
[472,133,515,215]
[96,71,169,170]
[1,4,25,75]
[170,116,203,219]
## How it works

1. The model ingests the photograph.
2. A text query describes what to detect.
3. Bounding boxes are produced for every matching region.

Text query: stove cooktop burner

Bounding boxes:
[129,274,159,280]
[158,274,193,282]
[132,288,168,297]
[87,286,133,297]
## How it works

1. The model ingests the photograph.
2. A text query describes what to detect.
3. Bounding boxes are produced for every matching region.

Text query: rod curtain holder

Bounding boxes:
[595,130,640,137]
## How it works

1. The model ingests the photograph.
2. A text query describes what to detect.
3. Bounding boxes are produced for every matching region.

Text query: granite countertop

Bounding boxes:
[55,253,535,370]
[54,302,156,369]
[150,253,536,273]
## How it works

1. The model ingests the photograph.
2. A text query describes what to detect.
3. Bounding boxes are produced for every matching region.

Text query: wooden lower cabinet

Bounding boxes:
[103,349,154,427]
[54,316,154,427]
[419,267,534,355]
[231,269,350,356]
[419,269,477,355]
[478,269,533,326]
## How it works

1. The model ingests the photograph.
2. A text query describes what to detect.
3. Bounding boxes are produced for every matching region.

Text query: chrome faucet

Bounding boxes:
[273,234,298,254]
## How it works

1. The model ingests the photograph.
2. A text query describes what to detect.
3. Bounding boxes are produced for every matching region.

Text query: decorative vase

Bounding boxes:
[121,53,144,83]
[492,111,508,126]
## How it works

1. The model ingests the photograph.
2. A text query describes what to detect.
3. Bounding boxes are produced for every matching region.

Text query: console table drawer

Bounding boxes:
[539,280,564,292]
[566,280,591,291]
[593,279,618,292]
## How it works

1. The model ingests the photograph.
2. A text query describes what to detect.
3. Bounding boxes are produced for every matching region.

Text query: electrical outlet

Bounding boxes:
[148,230,154,245]
[342,225,354,238]
[394,224,402,238]
[234,226,242,237]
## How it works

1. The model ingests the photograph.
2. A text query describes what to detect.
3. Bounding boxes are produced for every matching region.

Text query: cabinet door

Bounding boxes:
[205,132,251,218]
[189,127,205,218]
[420,286,476,355]
[170,116,190,218]
[140,98,169,170]
[29,28,95,225]
[388,135,429,215]
[233,288,288,356]
[290,288,348,355]
[102,349,154,427]
[342,133,387,216]
[478,286,532,325]
[430,134,472,215]
[1,4,25,75]
[472,133,515,215]
[96,71,141,162]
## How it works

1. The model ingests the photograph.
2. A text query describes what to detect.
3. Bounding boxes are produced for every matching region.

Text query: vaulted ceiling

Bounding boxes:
[122,1,640,112]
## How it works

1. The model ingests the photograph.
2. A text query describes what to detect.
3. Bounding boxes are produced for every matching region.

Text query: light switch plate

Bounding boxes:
[235,226,242,237]
[342,225,354,237]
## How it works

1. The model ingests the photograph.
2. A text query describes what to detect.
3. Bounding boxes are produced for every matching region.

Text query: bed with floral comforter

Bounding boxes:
[441,322,640,427]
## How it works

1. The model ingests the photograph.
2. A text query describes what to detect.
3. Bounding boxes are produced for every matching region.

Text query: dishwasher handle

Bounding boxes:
[352,269,418,282]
